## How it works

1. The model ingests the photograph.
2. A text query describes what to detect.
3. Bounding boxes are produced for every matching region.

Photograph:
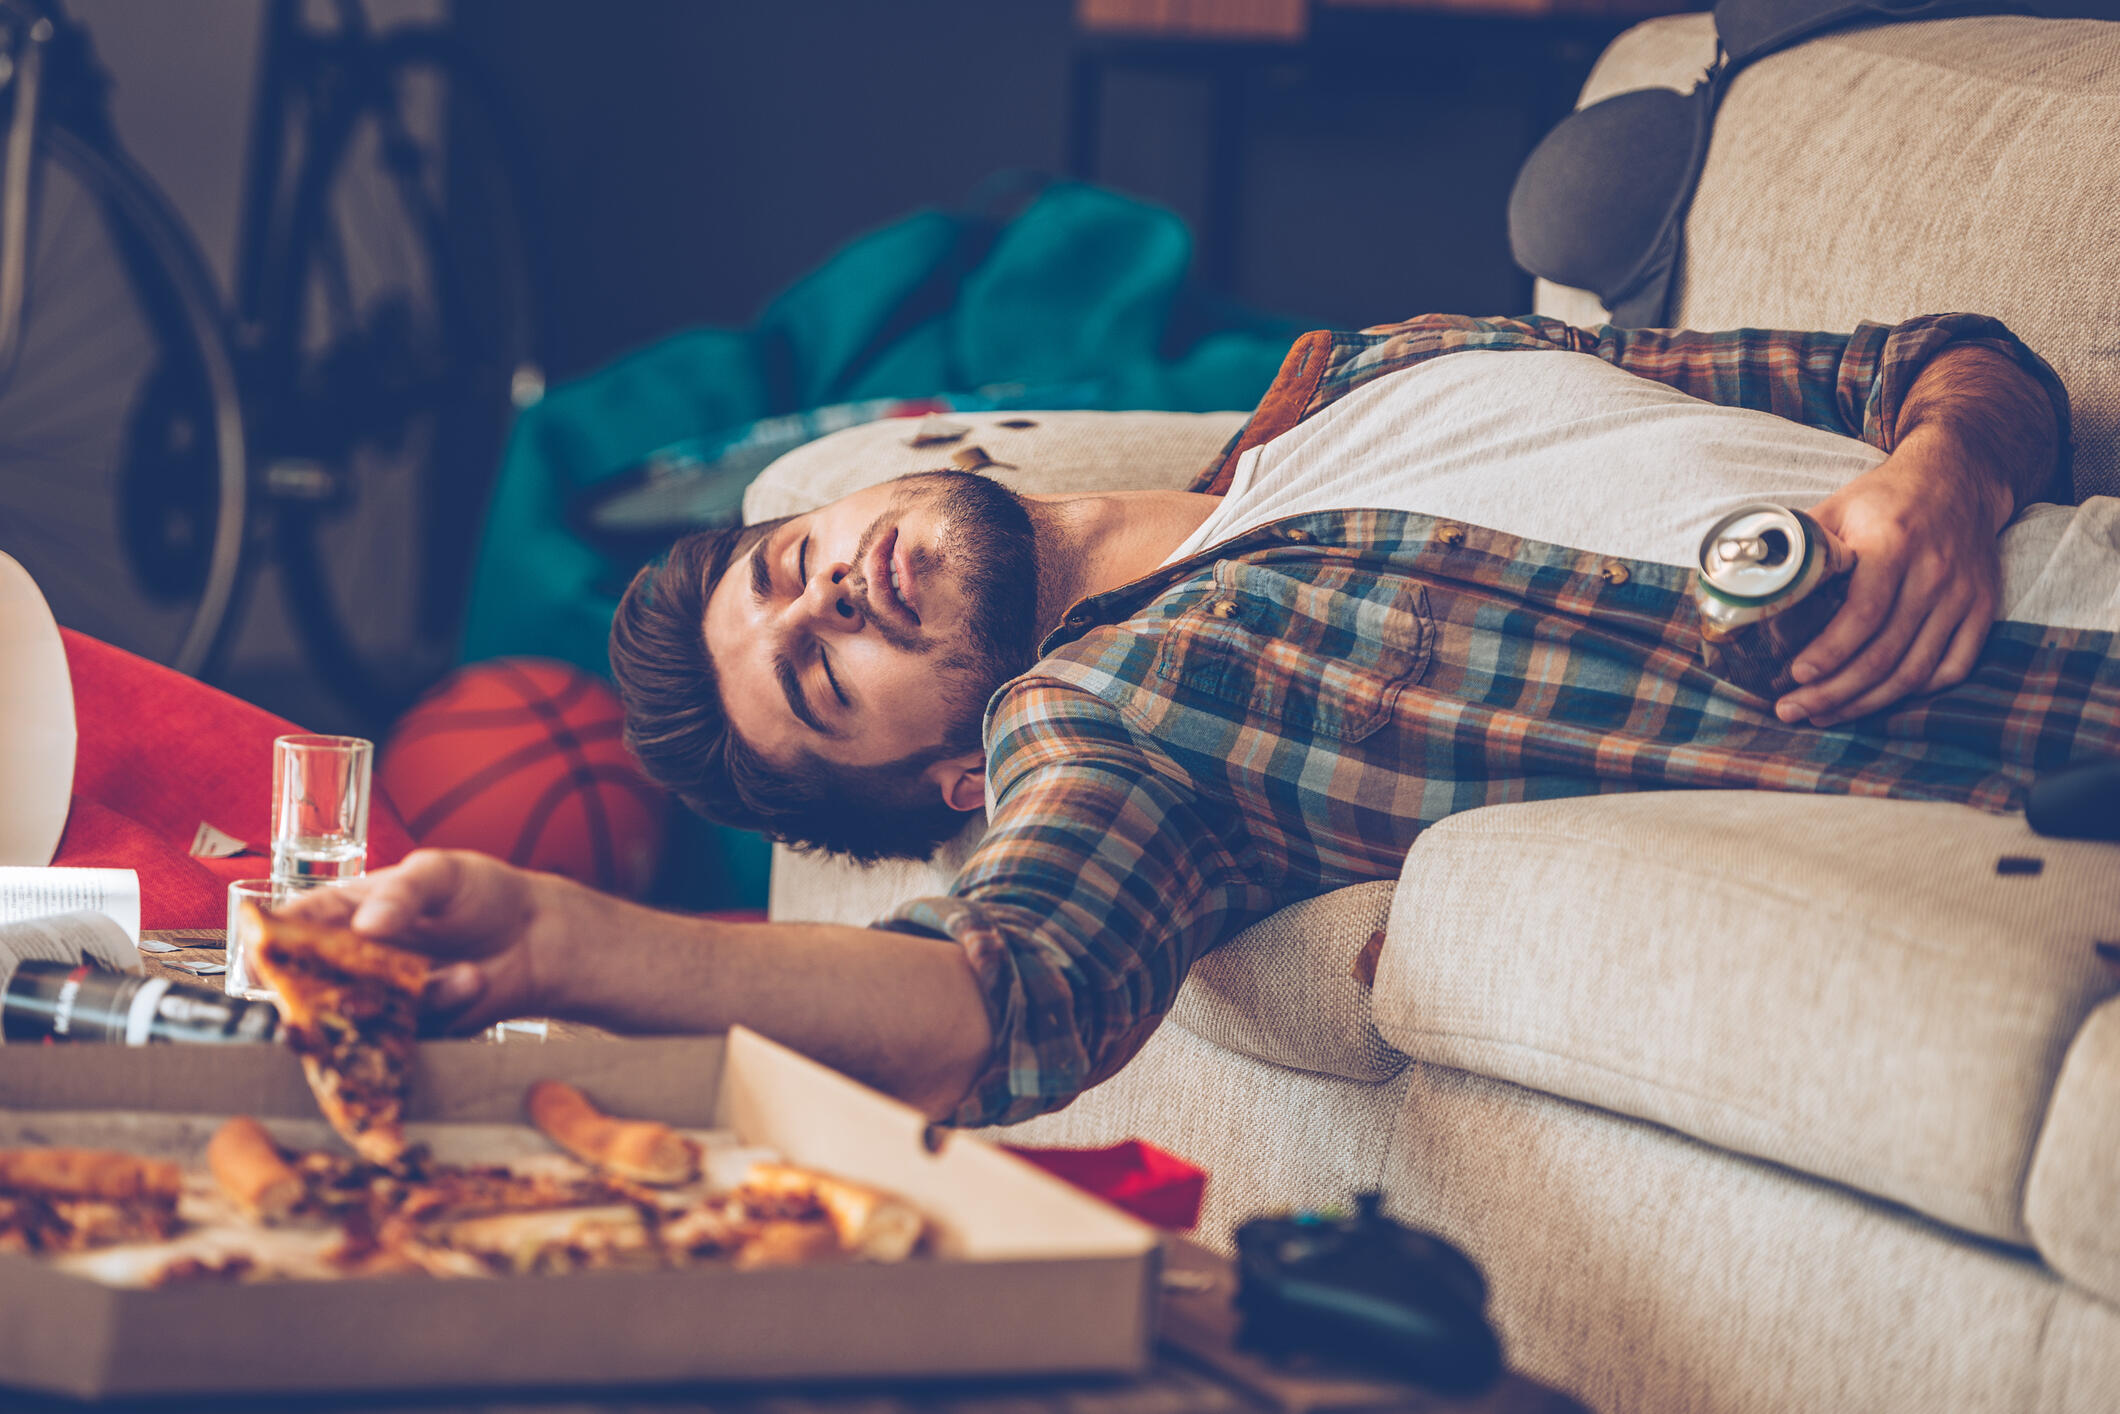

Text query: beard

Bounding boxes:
[843,471,1042,754]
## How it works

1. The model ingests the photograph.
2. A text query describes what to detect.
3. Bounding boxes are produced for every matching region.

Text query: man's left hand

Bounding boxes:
[1775,425,2008,727]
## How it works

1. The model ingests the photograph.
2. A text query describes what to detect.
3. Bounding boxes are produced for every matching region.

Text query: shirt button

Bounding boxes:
[1209,599,1240,619]
[1281,526,1313,543]
[1600,561,1631,585]
[1065,611,1092,628]
[1434,523,1467,547]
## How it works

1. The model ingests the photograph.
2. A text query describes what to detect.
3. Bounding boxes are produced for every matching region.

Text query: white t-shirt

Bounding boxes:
[1163,351,2119,631]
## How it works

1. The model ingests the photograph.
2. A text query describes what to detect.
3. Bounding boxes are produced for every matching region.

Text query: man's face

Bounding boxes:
[703,471,1041,775]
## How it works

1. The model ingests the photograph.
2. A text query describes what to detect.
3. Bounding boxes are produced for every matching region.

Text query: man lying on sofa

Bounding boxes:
[295,313,2119,1124]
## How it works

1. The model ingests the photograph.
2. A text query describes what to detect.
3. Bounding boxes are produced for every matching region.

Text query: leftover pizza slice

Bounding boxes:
[0,1147,184,1253]
[739,1161,926,1262]
[245,903,429,1169]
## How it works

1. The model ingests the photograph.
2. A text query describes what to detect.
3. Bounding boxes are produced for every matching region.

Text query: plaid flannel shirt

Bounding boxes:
[879,314,2111,1128]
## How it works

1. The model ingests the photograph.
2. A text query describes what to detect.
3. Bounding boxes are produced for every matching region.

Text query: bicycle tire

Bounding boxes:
[259,26,541,726]
[0,122,247,677]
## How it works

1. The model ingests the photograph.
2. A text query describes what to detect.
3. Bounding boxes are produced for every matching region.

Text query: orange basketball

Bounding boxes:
[379,659,668,899]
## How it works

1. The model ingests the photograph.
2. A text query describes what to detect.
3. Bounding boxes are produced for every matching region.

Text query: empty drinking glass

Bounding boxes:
[271,735,372,884]
[225,877,331,1001]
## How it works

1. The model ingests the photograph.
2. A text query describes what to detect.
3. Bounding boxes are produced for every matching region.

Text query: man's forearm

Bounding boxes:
[1892,342,2061,531]
[539,880,992,1120]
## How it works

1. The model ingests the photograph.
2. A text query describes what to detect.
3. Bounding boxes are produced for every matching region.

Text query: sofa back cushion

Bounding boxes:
[1373,789,2120,1246]
[1535,13,2120,499]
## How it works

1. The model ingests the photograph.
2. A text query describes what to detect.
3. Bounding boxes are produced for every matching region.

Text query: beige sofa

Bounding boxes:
[755,15,2120,1413]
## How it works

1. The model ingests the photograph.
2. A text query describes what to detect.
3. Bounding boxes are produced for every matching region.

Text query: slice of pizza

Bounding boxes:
[245,903,429,1170]
[738,1162,926,1263]
[0,1147,185,1253]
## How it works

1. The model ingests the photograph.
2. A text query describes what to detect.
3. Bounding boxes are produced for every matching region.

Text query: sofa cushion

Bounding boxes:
[743,409,1247,520]
[2026,996,2120,1306]
[1166,880,1406,1084]
[1534,13,2120,500]
[1373,790,2120,1245]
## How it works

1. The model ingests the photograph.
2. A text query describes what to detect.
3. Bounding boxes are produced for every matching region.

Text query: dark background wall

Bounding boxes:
[455,0,1623,384]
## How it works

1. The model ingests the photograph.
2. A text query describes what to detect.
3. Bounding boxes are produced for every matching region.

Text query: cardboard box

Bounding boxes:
[0,1028,1160,1399]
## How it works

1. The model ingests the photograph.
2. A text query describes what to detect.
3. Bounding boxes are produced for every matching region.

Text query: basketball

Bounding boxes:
[379,659,669,899]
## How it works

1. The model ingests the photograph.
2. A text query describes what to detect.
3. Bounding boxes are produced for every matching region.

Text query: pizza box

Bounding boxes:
[0,1027,1161,1400]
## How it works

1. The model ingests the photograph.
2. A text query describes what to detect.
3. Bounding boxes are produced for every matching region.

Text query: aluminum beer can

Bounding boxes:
[1693,504,1835,641]
[1,961,281,1045]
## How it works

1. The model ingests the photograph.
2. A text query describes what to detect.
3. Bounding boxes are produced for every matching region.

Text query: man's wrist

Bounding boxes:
[519,869,598,1019]
[1890,341,2059,528]
[1890,422,2015,535]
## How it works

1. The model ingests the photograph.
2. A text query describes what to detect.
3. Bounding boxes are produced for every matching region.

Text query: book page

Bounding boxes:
[0,866,142,944]
[0,908,140,973]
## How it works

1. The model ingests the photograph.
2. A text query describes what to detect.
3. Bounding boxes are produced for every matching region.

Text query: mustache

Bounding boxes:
[842,526,932,654]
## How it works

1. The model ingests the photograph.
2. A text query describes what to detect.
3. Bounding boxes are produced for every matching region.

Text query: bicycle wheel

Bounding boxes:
[259,27,541,724]
[0,124,246,676]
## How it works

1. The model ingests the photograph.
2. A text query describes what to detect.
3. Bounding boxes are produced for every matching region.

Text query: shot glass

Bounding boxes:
[271,734,372,884]
[225,877,332,1001]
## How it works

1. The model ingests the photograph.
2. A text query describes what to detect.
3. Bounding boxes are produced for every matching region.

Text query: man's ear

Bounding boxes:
[924,751,987,813]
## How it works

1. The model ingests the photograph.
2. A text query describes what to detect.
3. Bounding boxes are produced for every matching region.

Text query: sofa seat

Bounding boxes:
[1377,790,2120,1269]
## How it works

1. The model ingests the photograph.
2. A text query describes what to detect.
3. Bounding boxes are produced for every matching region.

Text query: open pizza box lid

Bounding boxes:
[0,1028,1160,1400]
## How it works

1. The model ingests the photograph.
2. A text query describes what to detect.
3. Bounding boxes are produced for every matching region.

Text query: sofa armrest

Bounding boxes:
[745,409,1248,519]
[1167,880,1406,1084]
[2027,996,2120,1307]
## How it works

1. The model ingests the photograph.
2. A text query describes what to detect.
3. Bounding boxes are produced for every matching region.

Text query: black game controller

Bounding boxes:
[1233,1191,1503,1397]
[2027,757,2120,842]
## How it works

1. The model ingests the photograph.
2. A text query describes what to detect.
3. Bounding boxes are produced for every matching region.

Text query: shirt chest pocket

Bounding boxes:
[1152,559,1432,742]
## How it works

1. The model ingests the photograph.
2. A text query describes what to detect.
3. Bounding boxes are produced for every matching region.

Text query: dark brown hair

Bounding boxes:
[607,521,974,864]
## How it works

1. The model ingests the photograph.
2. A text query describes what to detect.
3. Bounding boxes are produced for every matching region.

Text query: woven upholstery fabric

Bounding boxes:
[2027,998,2120,1306]
[767,828,976,927]
[1167,880,1405,1083]
[1385,1063,2118,1414]
[983,1019,1413,1252]
[1375,790,2120,1245]
[742,409,1248,520]
[1533,13,2120,500]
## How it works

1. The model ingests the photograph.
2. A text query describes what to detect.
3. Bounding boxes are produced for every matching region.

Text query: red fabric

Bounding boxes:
[1003,1139,1207,1231]
[48,630,414,929]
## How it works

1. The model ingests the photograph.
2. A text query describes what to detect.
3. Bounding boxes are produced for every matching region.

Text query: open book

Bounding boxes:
[0,867,142,974]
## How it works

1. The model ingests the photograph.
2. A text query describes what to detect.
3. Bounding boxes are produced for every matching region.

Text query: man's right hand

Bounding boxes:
[281,849,565,1035]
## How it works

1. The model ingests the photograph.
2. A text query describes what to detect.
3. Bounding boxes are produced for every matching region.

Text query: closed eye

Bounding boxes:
[797,534,810,589]
[819,647,849,708]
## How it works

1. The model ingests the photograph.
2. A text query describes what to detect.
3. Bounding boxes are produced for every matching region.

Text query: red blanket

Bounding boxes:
[49,631,414,929]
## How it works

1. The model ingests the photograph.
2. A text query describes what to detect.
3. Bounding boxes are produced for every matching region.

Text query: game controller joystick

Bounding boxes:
[1233,1191,1503,1396]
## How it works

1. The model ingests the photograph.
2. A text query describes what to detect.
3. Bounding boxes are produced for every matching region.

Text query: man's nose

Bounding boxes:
[795,559,864,633]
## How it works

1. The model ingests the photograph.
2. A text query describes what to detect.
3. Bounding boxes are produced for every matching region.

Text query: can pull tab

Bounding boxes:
[1714,528,1792,569]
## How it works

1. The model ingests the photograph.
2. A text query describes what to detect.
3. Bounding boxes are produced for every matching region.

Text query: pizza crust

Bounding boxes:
[526,1079,700,1186]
